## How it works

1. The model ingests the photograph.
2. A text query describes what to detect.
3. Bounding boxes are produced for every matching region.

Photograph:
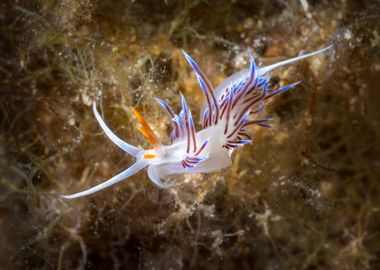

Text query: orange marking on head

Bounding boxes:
[143,154,157,159]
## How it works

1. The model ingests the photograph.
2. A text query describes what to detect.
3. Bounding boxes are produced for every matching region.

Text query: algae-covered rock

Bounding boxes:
[1,0,379,269]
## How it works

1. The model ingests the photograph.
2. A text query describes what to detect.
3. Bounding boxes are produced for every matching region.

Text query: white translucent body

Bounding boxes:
[148,125,232,179]
[61,45,332,199]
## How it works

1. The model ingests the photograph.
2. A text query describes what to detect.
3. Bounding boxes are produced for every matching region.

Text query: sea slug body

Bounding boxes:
[61,45,332,199]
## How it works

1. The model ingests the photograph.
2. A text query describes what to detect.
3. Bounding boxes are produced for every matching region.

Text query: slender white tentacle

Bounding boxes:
[258,45,333,75]
[61,160,148,199]
[214,45,333,100]
[93,102,141,157]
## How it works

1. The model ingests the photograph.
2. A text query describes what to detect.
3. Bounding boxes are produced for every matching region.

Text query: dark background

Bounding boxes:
[0,0,379,269]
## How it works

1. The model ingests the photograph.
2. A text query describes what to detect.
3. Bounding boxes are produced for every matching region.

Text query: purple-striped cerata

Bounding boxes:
[62,45,332,199]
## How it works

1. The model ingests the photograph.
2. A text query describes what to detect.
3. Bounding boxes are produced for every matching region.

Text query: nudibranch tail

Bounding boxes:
[213,44,333,99]
[258,44,333,75]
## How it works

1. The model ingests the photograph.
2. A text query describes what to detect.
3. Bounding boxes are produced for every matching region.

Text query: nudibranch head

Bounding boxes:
[61,45,332,199]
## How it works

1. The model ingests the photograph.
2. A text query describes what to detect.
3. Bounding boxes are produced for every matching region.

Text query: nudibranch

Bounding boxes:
[62,45,332,199]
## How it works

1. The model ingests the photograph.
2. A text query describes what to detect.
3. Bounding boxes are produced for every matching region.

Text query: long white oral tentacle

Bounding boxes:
[93,102,141,157]
[61,159,148,199]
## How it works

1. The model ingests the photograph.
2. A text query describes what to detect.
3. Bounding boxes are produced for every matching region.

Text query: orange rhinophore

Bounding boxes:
[131,108,160,148]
